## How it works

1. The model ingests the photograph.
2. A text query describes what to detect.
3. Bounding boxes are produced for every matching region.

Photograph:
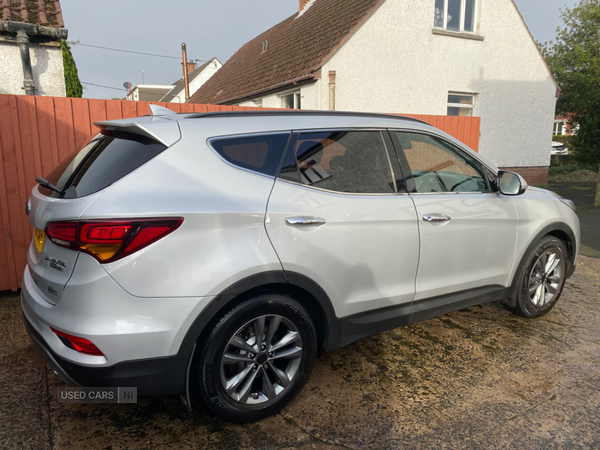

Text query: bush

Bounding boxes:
[550,134,575,148]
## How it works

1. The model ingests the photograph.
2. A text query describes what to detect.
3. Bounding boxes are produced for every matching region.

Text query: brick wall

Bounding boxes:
[499,166,549,186]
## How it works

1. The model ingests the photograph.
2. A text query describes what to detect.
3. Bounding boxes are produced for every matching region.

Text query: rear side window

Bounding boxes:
[210,133,290,177]
[278,131,395,194]
[40,131,167,199]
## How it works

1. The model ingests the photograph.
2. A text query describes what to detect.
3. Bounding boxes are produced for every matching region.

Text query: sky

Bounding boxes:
[59,0,580,100]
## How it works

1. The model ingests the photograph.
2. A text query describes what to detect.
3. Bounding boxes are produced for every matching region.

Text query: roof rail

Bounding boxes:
[183,110,429,125]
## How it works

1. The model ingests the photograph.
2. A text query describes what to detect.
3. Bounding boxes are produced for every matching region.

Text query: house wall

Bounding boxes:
[239,82,321,110]
[314,0,557,169]
[0,42,66,97]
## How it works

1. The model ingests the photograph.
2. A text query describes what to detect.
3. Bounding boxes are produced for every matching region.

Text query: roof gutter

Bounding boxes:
[0,21,68,40]
[0,21,68,96]
[217,73,316,105]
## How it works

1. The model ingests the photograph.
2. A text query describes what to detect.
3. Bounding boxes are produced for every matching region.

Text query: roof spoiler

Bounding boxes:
[94,115,181,147]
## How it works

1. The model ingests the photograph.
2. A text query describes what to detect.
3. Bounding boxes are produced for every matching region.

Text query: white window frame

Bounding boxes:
[435,0,478,34]
[553,121,565,136]
[447,92,476,117]
[280,90,302,109]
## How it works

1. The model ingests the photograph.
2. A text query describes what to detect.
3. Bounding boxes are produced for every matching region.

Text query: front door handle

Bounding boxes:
[285,217,327,226]
[422,214,452,223]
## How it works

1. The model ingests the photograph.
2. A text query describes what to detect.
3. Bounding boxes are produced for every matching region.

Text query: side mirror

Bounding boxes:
[497,171,528,196]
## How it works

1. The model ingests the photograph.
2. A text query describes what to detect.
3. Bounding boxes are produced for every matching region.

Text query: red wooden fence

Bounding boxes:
[0,94,480,291]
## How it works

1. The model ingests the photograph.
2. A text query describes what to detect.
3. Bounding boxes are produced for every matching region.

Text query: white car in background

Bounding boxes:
[551,141,569,155]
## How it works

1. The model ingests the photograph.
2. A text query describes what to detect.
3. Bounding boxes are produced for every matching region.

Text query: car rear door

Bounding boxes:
[266,129,420,320]
[389,130,518,317]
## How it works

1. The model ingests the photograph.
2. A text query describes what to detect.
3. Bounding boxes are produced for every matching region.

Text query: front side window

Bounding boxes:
[395,132,489,193]
[279,131,395,194]
[281,91,301,109]
[447,93,475,116]
[434,0,477,33]
[210,133,290,177]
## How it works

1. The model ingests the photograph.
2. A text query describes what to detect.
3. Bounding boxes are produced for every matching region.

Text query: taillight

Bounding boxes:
[46,222,77,247]
[45,218,183,263]
[51,327,104,356]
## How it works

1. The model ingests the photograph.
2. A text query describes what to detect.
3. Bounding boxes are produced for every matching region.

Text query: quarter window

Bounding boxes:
[447,93,475,116]
[279,131,395,194]
[210,133,290,177]
[434,0,477,33]
[395,132,489,193]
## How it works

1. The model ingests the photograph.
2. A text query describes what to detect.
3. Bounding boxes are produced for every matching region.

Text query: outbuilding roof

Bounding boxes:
[0,0,64,28]
[191,0,385,105]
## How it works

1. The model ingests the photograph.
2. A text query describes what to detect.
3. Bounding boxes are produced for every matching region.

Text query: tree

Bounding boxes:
[540,0,600,165]
[62,41,83,98]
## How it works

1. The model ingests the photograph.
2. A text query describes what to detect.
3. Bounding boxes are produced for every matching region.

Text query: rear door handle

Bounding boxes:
[422,214,451,223]
[285,217,327,226]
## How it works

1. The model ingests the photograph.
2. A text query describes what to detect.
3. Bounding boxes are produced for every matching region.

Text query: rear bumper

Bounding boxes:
[23,313,186,396]
[20,256,208,396]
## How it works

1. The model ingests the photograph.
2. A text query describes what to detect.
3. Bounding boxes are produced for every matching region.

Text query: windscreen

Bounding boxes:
[39,131,167,199]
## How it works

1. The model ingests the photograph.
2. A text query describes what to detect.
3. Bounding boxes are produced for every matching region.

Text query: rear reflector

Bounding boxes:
[50,327,104,356]
[45,218,183,263]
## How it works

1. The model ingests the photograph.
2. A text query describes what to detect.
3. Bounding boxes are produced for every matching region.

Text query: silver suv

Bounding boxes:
[22,108,580,422]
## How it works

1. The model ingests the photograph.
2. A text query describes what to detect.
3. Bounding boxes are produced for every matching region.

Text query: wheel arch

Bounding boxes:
[505,221,576,307]
[177,272,338,368]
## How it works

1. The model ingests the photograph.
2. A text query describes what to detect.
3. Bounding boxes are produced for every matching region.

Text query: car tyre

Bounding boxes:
[191,293,317,423]
[511,236,568,318]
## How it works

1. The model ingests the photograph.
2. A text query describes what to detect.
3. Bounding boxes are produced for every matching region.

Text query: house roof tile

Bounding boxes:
[191,0,385,105]
[1,0,64,28]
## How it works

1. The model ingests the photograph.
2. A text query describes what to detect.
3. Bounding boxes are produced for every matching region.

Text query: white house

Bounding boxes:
[160,58,221,103]
[127,84,175,102]
[0,0,67,97]
[192,0,558,184]
[127,58,222,103]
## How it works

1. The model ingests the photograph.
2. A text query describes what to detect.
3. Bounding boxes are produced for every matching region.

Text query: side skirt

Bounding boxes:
[329,285,507,351]
[409,285,507,325]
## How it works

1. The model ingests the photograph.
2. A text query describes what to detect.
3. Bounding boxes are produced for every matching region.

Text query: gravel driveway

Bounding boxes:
[2,256,600,450]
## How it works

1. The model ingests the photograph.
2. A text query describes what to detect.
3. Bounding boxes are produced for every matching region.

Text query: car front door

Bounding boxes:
[266,130,420,323]
[389,131,518,318]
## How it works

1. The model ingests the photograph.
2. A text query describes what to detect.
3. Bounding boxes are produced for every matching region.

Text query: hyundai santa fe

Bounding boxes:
[22,107,580,422]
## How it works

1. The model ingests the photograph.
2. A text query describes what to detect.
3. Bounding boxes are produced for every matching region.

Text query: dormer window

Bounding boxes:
[434,0,477,33]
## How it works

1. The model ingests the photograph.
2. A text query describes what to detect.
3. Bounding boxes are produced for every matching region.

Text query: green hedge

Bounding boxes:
[551,134,575,148]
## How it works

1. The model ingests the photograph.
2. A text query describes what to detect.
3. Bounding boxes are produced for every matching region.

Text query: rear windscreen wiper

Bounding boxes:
[36,177,63,195]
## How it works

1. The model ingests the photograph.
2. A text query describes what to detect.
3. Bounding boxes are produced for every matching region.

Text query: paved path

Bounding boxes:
[2,256,600,449]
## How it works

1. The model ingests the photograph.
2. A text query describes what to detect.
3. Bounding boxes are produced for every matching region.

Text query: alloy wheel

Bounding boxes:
[528,248,564,307]
[219,315,303,405]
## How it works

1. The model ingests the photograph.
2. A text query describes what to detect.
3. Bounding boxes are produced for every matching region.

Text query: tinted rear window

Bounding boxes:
[40,132,167,199]
[210,133,290,177]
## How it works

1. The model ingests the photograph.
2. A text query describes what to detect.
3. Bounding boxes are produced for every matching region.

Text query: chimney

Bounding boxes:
[186,60,196,74]
[299,0,311,13]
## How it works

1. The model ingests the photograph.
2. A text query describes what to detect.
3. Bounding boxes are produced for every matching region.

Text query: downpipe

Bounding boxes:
[16,30,35,95]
